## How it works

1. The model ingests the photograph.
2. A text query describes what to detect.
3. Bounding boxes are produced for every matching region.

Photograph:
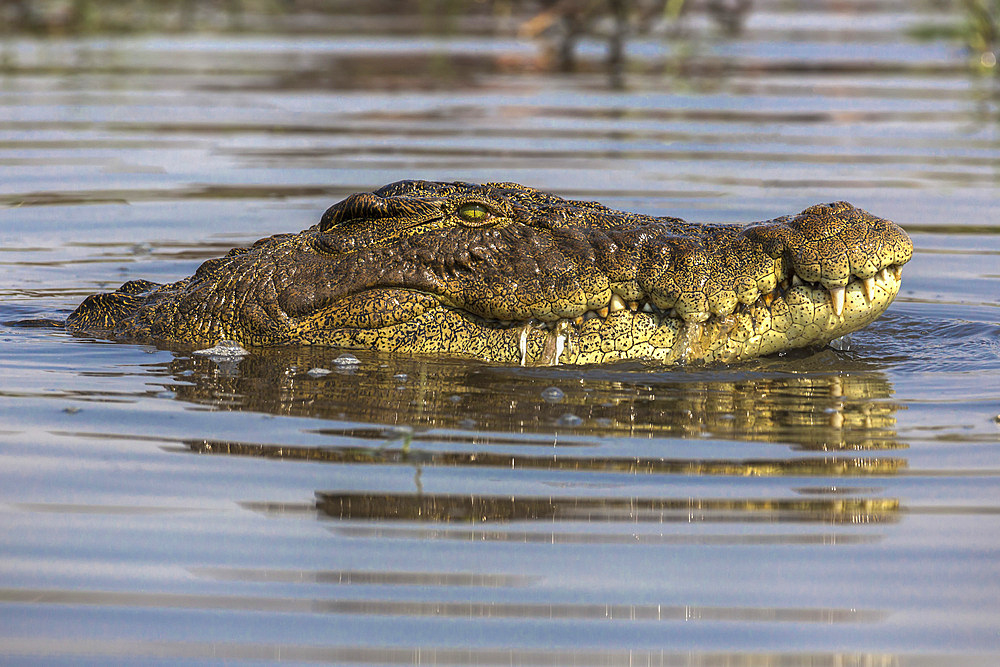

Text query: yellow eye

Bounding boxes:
[456,203,492,225]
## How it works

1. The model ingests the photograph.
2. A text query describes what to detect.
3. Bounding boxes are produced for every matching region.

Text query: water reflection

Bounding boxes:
[165,347,905,541]
[156,347,906,451]
[315,491,899,526]
[186,438,904,477]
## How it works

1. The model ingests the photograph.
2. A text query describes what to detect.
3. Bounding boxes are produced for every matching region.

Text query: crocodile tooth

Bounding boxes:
[668,308,678,319]
[555,332,566,363]
[584,310,599,321]
[861,276,875,303]
[519,325,529,366]
[829,286,846,317]
[574,315,584,326]
[877,267,891,284]
[792,275,804,287]
[642,302,655,313]
[609,294,626,313]
[628,301,639,312]
[890,265,902,280]
[597,306,609,318]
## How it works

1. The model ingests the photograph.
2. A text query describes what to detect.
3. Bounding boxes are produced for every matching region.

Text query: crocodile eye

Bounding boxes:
[456,203,493,225]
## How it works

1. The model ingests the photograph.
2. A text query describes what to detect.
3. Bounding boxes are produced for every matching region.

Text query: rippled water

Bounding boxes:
[1,2,999,664]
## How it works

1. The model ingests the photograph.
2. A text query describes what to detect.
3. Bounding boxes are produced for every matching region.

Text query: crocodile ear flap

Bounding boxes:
[319,193,387,232]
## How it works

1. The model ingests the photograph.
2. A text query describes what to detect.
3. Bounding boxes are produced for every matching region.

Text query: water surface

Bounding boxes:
[1,2,999,664]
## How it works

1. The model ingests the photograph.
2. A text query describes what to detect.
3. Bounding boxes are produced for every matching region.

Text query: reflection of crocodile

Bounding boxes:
[163,347,905,453]
[67,180,912,365]
[164,349,905,529]
[315,491,900,526]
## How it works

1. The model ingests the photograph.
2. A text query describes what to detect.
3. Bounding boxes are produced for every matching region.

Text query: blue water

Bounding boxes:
[1,2,999,664]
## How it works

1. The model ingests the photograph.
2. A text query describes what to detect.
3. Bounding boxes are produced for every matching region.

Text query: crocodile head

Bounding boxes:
[67,180,912,364]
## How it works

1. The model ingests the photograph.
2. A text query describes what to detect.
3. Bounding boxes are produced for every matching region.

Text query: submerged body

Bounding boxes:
[68,181,912,365]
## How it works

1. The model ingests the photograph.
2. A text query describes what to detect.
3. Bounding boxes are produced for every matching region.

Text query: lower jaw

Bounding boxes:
[297,272,902,365]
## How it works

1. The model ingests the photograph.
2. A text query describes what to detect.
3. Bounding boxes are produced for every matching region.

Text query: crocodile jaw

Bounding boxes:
[297,264,903,365]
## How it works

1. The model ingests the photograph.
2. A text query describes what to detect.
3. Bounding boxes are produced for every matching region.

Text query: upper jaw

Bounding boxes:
[292,198,911,363]
[437,205,911,329]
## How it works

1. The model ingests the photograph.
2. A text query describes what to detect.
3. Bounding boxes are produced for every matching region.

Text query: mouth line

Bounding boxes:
[332,264,903,365]
[416,264,903,365]
[458,264,905,330]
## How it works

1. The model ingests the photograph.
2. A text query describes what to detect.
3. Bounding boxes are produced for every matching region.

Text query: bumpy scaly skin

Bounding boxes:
[67,180,912,364]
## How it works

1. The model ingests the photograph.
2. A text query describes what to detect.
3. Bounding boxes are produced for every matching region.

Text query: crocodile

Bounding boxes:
[66,180,912,365]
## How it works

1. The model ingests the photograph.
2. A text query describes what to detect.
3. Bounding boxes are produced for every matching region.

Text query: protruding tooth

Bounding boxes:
[829,286,846,317]
[597,306,609,318]
[610,294,626,313]
[642,302,655,313]
[519,325,529,366]
[792,275,804,287]
[554,333,566,363]
[668,309,678,319]
[584,310,599,321]
[574,315,584,326]
[628,301,639,312]
[877,267,891,284]
[861,276,875,303]
[890,265,902,280]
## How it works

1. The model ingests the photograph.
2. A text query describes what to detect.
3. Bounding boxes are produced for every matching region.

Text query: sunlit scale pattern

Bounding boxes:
[67,181,912,365]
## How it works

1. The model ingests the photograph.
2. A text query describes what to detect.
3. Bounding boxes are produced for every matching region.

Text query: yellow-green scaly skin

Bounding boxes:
[67,180,913,364]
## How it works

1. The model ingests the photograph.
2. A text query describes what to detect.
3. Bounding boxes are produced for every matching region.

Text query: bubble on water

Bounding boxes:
[332,353,361,367]
[192,340,249,359]
[557,413,583,427]
[541,386,565,403]
[307,367,332,377]
[828,334,853,351]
